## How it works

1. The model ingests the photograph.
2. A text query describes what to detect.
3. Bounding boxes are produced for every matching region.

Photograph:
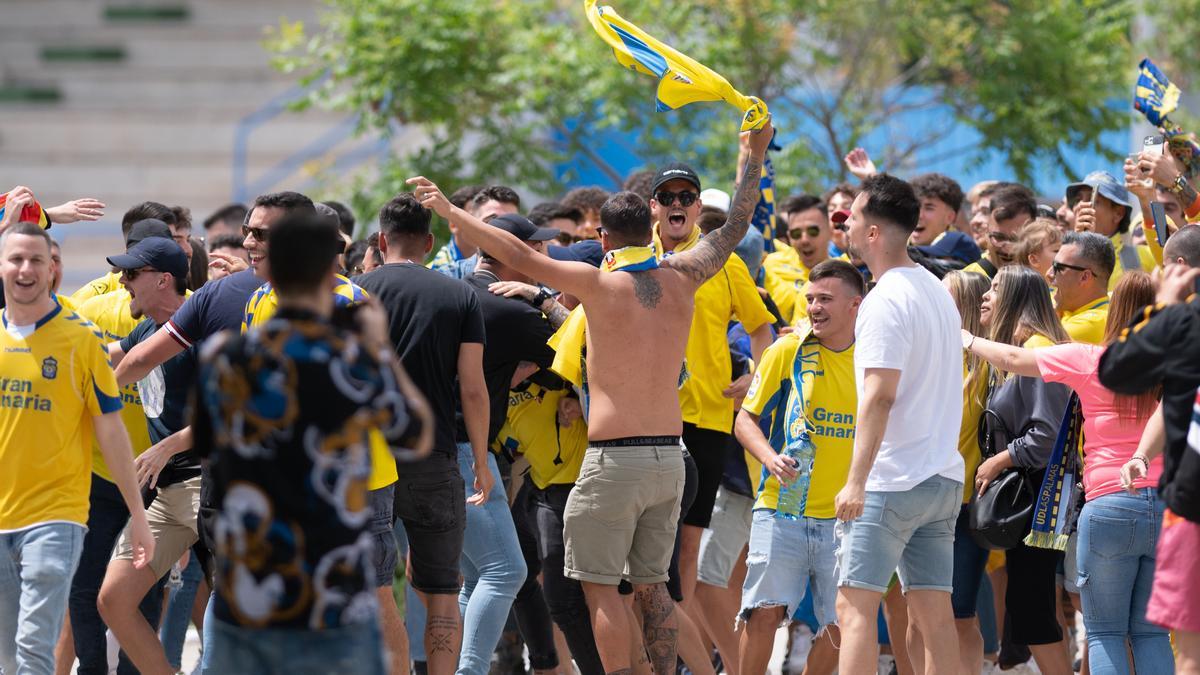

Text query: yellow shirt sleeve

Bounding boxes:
[725,254,774,335]
[70,271,122,305]
[742,333,796,417]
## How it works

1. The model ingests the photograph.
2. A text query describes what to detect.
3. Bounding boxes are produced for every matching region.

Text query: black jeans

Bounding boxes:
[69,475,164,675]
[511,481,605,675]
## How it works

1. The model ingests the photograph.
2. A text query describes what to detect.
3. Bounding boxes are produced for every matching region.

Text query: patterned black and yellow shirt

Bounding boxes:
[192,307,421,630]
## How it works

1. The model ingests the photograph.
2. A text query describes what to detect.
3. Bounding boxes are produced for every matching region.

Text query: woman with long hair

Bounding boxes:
[942,271,994,674]
[971,265,1076,675]
[962,271,1171,674]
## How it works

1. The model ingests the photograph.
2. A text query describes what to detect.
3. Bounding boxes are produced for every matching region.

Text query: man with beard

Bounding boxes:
[762,195,832,323]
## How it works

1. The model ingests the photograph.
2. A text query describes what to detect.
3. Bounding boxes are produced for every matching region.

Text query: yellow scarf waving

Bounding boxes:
[584,0,769,132]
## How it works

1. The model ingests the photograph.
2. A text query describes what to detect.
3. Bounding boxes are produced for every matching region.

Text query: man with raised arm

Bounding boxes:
[407,116,772,675]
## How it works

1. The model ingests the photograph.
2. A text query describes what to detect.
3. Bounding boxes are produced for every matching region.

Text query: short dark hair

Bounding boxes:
[1163,224,1200,267]
[471,186,521,213]
[599,191,651,244]
[170,206,193,231]
[979,181,1015,201]
[989,184,1038,223]
[1063,231,1116,280]
[561,186,611,215]
[321,200,356,237]
[808,259,867,296]
[379,193,432,238]
[0,221,53,251]
[203,203,248,230]
[822,182,859,205]
[366,232,384,266]
[780,194,826,218]
[622,170,656,202]
[121,202,176,237]
[343,238,369,273]
[187,238,206,292]
[207,233,245,252]
[697,209,727,235]
[267,214,343,296]
[449,185,484,210]
[910,173,964,212]
[860,173,920,234]
[250,191,316,222]
[527,202,583,227]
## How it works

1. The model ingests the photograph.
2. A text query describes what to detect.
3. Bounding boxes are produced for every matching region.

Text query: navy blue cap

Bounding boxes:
[547,239,604,268]
[106,237,189,281]
[490,213,560,242]
[915,230,982,265]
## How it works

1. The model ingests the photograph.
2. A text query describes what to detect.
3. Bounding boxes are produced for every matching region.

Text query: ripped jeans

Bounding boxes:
[739,510,838,628]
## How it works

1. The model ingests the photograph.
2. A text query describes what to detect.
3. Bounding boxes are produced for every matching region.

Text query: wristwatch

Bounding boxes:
[530,288,553,307]
[1169,174,1188,194]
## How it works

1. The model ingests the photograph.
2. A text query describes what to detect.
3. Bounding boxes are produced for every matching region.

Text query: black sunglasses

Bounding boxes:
[788,226,822,240]
[654,190,698,208]
[242,224,269,242]
[115,266,157,281]
[1051,261,1092,275]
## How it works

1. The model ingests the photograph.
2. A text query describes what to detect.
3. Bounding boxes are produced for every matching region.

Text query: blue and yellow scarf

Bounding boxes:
[1025,395,1084,550]
[778,327,819,517]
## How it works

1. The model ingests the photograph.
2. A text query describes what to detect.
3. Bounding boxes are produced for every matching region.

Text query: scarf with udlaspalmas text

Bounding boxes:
[548,234,691,417]
[1025,394,1084,550]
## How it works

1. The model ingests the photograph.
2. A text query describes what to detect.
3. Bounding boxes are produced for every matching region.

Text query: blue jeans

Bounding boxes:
[1076,489,1174,675]
[456,444,527,675]
[160,550,204,670]
[204,617,385,675]
[68,475,163,675]
[0,523,85,675]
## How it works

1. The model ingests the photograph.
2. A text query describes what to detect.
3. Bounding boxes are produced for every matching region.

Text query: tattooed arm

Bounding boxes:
[662,117,773,286]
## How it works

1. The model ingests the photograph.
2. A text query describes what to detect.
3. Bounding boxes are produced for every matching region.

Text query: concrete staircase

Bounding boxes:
[0,0,393,290]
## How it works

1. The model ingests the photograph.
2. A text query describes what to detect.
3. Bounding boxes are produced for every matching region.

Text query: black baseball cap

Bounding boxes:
[107,237,189,280]
[651,162,701,193]
[490,213,560,242]
[124,218,173,249]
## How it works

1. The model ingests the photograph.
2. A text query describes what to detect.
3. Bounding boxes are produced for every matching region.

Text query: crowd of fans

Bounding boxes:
[0,114,1198,675]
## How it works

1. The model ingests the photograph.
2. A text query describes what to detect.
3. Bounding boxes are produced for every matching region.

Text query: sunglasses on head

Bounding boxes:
[654,190,698,208]
[788,226,822,240]
[242,224,269,242]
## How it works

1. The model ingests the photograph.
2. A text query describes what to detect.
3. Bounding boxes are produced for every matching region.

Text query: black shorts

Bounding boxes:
[681,423,731,529]
[1004,542,1065,645]
[368,485,399,588]
[392,454,466,595]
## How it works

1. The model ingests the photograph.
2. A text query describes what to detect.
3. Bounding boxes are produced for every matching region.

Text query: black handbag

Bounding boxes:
[968,408,1036,550]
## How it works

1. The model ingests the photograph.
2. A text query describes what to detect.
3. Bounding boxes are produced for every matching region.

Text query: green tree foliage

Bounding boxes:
[267,0,1132,216]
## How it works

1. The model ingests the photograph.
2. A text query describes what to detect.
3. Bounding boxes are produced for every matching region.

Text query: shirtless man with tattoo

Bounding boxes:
[407,115,772,675]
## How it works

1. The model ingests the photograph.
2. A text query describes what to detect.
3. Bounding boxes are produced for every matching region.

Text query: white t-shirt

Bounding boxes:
[854,265,965,491]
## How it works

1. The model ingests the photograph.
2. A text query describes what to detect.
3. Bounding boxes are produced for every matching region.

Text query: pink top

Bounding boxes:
[1035,343,1164,500]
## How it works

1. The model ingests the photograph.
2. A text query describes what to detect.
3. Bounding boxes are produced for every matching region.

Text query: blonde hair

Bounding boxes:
[988,266,1069,348]
[1014,218,1062,270]
[945,270,991,405]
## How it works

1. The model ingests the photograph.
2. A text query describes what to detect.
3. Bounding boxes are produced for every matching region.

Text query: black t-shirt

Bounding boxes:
[121,317,199,486]
[355,263,485,457]
[456,272,554,443]
[165,269,262,348]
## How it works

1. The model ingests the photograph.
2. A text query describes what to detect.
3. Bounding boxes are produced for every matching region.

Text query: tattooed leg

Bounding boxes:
[421,592,462,675]
[634,584,678,675]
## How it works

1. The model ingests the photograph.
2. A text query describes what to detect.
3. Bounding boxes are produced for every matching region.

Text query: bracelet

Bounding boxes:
[1133,455,1150,469]
[966,333,976,351]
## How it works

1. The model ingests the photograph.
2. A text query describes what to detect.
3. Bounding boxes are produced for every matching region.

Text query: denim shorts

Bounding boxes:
[836,474,962,593]
[740,511,838,629]
[204,617,385,675]
[697,487,754,588]
[367,485,398,588]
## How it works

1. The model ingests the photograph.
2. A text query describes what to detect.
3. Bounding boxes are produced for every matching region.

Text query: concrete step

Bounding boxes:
[0,0,318,30]
[0,35,284,71]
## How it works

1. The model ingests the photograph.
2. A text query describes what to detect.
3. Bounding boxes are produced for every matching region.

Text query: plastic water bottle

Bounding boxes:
[775,433,814,521]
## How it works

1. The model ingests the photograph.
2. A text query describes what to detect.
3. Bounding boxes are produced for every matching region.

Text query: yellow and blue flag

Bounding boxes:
[584,0,768,132]
[753,138,782,250]
[1134,58,1181,128]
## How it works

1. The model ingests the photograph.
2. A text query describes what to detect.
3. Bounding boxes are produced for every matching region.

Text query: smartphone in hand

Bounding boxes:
[1144,134,1166,156]
[1150,201,1170,245]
